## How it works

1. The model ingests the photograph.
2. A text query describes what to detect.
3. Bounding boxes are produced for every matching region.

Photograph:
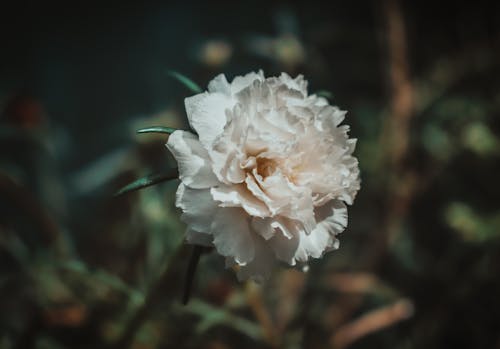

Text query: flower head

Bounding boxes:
[167,71,360,281]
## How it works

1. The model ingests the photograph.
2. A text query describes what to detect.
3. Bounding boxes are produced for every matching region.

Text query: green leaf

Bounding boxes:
[167,70,203,94]
[136,126,177,134]
[180,300,263,340]
[114,170,178,197]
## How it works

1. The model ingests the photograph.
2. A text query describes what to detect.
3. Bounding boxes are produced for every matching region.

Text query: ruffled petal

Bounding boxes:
[293,200,347,262]
[278,73,308,96]
[250,217,275,240]
[314,105,347,131]
[236,235,275,282]
[211,207,255,265]
[211,184,271,217]
[315,200,348,235]
[176,184,218,233]
[170,72,360,281]
[229,70,265,94]
[186,228,213,247]
[166,130,219,189]
[184,92,235,147]
[268,218,301,265]
[209,148,246,184]
[207,74,231,95]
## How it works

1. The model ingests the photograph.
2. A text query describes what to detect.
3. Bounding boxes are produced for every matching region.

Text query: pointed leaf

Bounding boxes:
[167,70,203,94]
[114,170,178,197]
[137,126,177,134]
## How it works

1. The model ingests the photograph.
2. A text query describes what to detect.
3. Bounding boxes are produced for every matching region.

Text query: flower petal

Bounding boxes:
[229,70,265,94]
[184,92,235,147]
[236,235,275,282]
[315,200,348,235]
[314,105,347,131]
[176,184,218,233]
[170,71,360,281]
[250,217,275,240]
[268,218,301,265]
[294,200,347,262]
[166,130,219,189]
[186,228,213,247]
[207,74,231,95]
[211,184,271,217]
[211,207,255,265]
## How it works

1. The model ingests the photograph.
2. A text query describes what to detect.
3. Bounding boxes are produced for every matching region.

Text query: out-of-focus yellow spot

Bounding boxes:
[199,40,233,67]
[274,35,306,69]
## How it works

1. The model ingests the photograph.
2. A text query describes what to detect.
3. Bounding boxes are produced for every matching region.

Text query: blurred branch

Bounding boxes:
[382,0,414,167]
[275,270,306,335]
[323,273,401,340]
[327,273,377,293]
[327,273,396,297]
[245,282,279,347]
[366,0,417,266]
[330,299,414,349]
[371,0,498,268]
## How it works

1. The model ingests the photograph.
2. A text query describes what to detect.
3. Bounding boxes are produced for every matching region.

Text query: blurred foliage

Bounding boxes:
[1,1,500,349]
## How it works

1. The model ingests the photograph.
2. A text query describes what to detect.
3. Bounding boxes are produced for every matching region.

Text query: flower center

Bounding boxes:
[256,157,278,178]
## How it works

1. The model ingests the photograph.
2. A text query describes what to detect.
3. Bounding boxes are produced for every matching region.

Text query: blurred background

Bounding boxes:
[1,0,500,348]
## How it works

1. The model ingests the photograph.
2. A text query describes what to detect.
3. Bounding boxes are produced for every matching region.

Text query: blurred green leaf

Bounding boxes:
[59,260,145,305]
[179,300,263,340]
[432,97,488,122]
[36,336,65,349]
[461,122,499,156]
[114,170,178,197]
[315,90,334,99]
[167,70,203,94]
[444,202,500,242]
[422,124,453,160]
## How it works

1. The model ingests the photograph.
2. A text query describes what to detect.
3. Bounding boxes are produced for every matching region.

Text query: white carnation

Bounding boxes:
[167,71,360,282]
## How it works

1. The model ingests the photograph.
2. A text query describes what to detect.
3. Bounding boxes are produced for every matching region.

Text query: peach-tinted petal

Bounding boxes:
[169,71,359,281]
[211,184,270,217]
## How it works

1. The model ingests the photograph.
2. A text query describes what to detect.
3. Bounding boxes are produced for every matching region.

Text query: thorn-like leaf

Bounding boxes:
[136,126,177,134]
[114,170,178,197]
[167,70,203,94]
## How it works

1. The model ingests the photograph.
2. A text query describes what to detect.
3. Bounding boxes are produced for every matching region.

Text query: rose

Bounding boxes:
[167,71,360,281]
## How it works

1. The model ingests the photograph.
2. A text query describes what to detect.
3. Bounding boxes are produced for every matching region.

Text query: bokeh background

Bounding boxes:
[1,1,500,348]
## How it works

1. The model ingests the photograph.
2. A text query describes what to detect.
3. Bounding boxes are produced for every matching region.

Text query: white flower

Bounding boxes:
[167,71,360,282]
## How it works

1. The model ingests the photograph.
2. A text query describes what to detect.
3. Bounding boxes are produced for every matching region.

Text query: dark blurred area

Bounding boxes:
[1,0,500,348]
